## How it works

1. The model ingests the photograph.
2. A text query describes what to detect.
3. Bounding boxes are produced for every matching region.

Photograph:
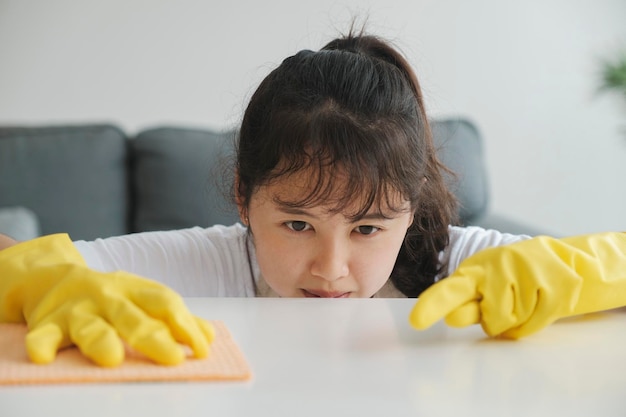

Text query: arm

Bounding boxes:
[74,225,257,297]
[442,226,531,277]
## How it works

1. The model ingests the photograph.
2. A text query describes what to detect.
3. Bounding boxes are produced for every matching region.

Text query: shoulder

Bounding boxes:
[441,225,532,278]
[73,224,256,296]
[447,225,531,248]
[74,224,249,269]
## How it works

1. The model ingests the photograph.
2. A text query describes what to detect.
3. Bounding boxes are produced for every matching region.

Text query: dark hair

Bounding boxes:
[235,31,458,297]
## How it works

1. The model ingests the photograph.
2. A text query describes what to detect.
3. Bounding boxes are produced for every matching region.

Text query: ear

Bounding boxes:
[234,171,249,226]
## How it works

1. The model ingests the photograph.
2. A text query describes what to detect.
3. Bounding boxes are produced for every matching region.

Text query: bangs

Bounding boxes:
[261,104,421,220]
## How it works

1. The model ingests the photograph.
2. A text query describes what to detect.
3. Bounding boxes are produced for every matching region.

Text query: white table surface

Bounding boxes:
[2,297,626,417]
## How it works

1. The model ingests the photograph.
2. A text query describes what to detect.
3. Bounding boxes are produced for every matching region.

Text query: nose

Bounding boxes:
[310,238,350,282]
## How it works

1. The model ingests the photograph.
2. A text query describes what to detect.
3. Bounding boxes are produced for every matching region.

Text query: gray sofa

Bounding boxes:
[0,118,542,242]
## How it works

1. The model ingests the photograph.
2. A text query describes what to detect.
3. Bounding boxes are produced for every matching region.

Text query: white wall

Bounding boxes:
[1,0,625,236]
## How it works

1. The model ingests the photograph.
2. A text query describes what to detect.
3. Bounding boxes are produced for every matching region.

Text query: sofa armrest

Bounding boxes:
[0,206,41,240]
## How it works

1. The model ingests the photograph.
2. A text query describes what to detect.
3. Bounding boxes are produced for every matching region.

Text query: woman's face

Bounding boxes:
[241,169,414,298]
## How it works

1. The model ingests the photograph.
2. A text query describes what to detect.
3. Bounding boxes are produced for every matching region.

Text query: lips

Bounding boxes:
[302,289,351,298]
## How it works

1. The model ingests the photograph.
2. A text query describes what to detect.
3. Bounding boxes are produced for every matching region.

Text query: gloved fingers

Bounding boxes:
[196,316,216,344]
[479,276,557,337]
[498,314,556,339]
[409,274,479,330]
[67,303,126,367]
[498,292,562,339]
[105,298,186,366]
[126,325,186,366]
[444,301,481,328]
[476,282,525,337]
[25,321,66,364]
[132,288,213,359]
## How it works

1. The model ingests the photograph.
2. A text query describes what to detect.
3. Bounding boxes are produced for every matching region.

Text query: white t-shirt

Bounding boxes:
[74,224,531,298]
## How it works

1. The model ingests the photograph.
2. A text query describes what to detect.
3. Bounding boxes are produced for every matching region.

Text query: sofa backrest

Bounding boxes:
[0,125,130,240]
[431,118,489,224]
[131,126,240,233]
[0,118,490,240]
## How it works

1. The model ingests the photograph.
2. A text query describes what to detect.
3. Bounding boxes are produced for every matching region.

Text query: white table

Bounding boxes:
[2,297,625,417]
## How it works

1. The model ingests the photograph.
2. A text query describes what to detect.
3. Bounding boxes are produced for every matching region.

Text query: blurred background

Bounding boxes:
[1,0,625,236]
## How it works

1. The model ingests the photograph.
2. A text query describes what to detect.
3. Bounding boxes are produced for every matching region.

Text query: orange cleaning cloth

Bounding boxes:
[0,320,251,385]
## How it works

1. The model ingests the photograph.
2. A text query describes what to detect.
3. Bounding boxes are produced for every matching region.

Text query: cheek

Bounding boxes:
[340,239,400,298]
[253,235,307,293]
[353,242,402,291]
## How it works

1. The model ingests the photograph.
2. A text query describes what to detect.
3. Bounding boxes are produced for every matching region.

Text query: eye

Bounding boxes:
[285,221,311,232]
[354,225,380,235]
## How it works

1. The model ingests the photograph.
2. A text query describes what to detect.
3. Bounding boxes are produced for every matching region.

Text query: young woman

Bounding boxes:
[1,30,625,368]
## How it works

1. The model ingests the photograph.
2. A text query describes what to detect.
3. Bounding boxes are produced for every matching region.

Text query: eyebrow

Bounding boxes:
[274,202,398,222]
[275,205,322,219]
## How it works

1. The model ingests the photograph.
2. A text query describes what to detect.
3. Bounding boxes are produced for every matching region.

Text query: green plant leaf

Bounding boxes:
[600,51,626,97]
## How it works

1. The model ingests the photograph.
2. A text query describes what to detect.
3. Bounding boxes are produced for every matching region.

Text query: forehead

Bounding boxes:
[257,165,410,218]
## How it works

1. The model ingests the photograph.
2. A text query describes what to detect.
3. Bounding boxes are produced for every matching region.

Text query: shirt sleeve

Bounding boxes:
[73,225,256,297]
[440,225,532,279]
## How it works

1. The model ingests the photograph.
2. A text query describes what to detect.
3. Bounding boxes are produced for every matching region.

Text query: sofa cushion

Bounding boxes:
[431,118,489,224]
[0,125,129,240]
[131,127,241,232]
[0,206,41,240]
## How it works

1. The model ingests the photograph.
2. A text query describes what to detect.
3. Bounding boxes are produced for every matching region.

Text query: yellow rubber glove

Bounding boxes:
[409,232,626,338]
[0,234,214,367]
